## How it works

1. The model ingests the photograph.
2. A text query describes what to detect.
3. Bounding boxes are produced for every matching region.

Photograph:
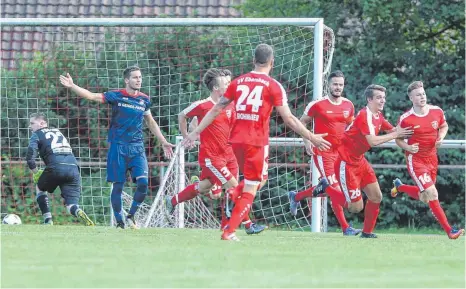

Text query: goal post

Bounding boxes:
[1,17,335,228]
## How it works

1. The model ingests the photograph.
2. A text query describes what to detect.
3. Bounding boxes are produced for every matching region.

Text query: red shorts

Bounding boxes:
[313,153,339,188]
[406,154,438,191]
[232,143,269,186]
[334,156,377,203]
[199,153,238,187]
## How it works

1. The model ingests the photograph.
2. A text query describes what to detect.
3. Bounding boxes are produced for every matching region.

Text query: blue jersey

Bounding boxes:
[103,89,151,144]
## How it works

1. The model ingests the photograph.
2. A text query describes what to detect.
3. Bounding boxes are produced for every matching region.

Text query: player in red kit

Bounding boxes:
[313,84,413,238]
[184,43,331,241]
[288,71,361,235]
[391,81,464,239]
[166,68,266,235]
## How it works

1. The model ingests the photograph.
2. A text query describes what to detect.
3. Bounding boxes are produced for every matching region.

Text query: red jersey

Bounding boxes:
[183,97,235,157]
[398,105,446,159]
[304,97,354,155]
[224,71,287,146]
[339,107,394,164]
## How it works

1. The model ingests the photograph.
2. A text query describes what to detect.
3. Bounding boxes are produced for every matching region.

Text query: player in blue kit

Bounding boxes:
[60,66,174,229]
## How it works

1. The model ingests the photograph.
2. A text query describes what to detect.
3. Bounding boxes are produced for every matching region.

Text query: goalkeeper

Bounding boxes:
[26,113,94,226]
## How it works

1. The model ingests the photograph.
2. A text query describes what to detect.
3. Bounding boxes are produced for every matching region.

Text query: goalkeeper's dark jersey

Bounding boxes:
[26,127,78,170]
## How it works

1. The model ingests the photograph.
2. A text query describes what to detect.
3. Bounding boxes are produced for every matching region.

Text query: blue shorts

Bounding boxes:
[107,143,148,183]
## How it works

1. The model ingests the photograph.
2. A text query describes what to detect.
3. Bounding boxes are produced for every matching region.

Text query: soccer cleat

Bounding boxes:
[288,191,300,216]
[448,228,465,239]
[190,175,200,184]
[245,223,267,235]
[312,178,330,197]
[360,232,378,238]
[116,220,125,229]
[221,231,240,241]
[391,178,403,198]
[126,214,139,229]
[343,226,362,236]
[43,218,54,226]
[77,210,95,226]
[164,195,175,215]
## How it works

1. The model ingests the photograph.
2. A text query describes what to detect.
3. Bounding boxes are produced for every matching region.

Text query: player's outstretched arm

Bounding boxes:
[59,73,103,103]
[299,114,314,155]
[182,96,232,148]
[144,114,175,159]
[366,125,413,147]
[276,105,331,151]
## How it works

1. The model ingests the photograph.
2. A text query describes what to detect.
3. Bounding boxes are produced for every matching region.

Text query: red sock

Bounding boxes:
[225,193,254,234]
[242,219,252,229]
[331,201,349,231]
[229,180,244,200]
[428,200,451,233]
[295,186,315,201]
[363,200,380,234]
[171,183,199,206]
[325,186,347,208]
[398,185,420,200]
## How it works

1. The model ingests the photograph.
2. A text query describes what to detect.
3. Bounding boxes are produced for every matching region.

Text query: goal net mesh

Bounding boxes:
[1,23,334,229]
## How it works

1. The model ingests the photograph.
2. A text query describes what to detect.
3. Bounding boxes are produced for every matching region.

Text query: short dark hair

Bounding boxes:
[30,112,48,123]
[123,66,141,79]
[364,84,386,100]
[328,70,345,81]
[254,43,274,66]
[203,68,225,91]
[222,69,232,77]
[407,81,424,95]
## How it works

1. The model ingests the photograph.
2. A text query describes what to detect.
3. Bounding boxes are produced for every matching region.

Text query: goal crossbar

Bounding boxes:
[1,18,323,27]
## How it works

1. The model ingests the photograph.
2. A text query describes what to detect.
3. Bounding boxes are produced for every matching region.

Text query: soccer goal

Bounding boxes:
[1,18,335,229]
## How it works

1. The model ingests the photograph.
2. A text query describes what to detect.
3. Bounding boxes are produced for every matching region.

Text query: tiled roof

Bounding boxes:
[1,0,243,69]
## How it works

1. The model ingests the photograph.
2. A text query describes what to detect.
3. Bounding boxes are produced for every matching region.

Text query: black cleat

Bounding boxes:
[360,232,378,238]
[312,178,329,197]
[116,220,125,229]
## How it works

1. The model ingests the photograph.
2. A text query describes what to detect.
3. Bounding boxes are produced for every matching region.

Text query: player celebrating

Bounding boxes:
[288,71,361,235]
[166,68,266,234]
[391,81,464,239]
[313,84,413,238]
[60,66,174,229]
[26,113,94,226]
[184,43,331,241]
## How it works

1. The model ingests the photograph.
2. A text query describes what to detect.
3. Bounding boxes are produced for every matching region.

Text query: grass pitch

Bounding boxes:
[1,225,464,288]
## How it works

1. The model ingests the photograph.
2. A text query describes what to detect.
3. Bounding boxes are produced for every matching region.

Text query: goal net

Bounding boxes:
[1,18,334,230]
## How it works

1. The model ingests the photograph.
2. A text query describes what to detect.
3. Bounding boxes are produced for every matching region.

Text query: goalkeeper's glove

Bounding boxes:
[33,169,44,184]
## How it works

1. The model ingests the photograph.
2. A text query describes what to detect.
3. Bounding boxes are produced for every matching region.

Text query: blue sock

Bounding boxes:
[129,177,148,216]
[111,182,124,222]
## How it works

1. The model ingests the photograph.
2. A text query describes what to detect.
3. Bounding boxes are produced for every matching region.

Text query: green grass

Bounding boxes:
[1,225,464,288]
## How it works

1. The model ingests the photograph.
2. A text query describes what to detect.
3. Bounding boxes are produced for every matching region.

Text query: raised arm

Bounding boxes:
[59,73,103,103]
[276,105,330,151]
[144,114,174,159]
